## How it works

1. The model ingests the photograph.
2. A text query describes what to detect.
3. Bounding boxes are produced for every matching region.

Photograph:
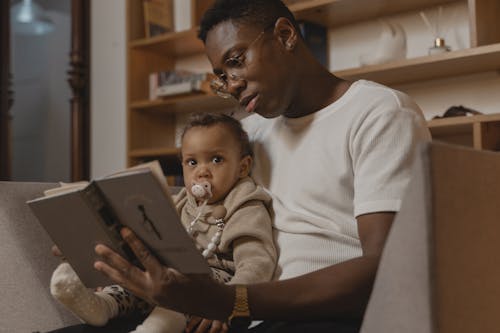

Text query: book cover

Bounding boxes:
[27,161,210,288]
[143,0,174,38]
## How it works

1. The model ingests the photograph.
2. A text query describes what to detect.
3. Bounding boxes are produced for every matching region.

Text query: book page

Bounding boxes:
[103,160,169,197]
[43,181,89,197]
[95,171,210,275]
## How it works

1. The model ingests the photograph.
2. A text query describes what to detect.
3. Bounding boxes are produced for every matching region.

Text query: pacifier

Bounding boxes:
[191,181,212,200]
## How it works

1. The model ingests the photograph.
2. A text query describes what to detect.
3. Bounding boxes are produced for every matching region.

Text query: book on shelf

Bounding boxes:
[149,70,213,99]
[143,0,174,37]
[27,161,210,288]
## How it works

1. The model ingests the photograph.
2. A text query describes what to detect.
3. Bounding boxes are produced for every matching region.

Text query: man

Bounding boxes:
[95,1,430,332]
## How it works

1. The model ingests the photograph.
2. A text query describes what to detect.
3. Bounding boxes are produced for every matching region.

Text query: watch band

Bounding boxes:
[228,285,251,329]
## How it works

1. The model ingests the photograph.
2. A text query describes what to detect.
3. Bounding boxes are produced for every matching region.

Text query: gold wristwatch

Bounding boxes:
[228,285,251,329]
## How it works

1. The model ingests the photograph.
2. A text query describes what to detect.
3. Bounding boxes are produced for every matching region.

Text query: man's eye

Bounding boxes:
[212,156,223,164]
[225,55,244,68]
[186,159,197,166]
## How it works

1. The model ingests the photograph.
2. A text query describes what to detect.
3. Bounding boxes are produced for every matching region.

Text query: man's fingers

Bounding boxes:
[194,319,212,333]
[209,320,224,333]
[93,259,127,285]
[94,244,145,288]
[120,228,162,275]
[186,316,203,333]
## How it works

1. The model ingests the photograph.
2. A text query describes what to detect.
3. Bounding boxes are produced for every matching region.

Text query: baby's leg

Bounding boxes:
[50,262,119,326]
[51,262,152,327]
[130,306,186,333]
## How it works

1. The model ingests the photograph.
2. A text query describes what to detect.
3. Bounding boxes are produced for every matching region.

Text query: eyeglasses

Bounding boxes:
[210,30,267,99]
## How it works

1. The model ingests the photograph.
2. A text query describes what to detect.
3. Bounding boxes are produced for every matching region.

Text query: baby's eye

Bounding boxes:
[212,156,223,164]
[185,159,197,167]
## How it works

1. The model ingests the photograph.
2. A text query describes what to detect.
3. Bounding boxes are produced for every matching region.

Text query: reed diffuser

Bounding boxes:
[420,6,451,55]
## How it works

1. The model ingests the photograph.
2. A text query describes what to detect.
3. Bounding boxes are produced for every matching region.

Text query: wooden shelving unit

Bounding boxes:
[126,0,500,182]
[428,113,500,151]
[286,0,458,28]
[130,94,236,114]
[336,43,500,85]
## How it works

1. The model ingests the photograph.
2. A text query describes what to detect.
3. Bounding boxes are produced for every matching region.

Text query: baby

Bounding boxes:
[50,113,277,332]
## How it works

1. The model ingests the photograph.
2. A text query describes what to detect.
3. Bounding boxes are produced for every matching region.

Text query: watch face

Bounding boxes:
[230,316,252,329]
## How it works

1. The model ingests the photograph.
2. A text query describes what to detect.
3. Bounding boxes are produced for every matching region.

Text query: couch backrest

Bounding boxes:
[0,182,80,332]
[361,142,500,333]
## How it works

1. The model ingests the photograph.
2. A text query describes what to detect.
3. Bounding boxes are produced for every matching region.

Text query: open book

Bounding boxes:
[27,161,210,288]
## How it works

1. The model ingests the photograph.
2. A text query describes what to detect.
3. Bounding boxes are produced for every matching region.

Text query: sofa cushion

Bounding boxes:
[0,182,80,332]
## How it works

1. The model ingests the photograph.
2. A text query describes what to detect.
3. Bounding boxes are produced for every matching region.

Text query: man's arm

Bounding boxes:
[247,212,394,320]
[94,212,394,321]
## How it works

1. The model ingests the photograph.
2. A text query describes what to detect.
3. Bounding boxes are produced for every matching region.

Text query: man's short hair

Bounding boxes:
[198,0,299,43]
[181,112,253,158]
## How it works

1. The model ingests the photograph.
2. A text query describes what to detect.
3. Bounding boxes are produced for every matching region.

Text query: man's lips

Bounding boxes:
[240,94,259,113]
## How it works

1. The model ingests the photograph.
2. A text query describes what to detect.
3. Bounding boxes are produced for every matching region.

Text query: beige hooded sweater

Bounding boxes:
[173,177,276,285]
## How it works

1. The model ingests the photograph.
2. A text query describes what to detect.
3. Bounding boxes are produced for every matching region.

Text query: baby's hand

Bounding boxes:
[185,316,228,333]
[51,244,64,258]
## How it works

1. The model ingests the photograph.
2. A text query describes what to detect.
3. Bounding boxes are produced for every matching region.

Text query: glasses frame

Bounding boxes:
[210,23,275,99]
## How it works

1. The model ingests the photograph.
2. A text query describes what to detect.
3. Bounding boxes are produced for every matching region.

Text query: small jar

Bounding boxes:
[428,37,451,55]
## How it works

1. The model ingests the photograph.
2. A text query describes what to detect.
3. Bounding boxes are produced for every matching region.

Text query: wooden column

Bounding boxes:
[69,0,91,181]
[0,0,12,180]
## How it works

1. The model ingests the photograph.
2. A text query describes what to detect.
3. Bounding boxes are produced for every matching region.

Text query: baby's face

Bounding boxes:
[181,124,251,204]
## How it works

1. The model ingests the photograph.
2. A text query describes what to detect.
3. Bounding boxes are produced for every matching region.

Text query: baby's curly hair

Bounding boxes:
[181,113,253,158]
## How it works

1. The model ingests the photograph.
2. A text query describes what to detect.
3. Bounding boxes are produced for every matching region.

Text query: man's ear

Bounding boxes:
[274,17,298,51]
[239,155,253,177]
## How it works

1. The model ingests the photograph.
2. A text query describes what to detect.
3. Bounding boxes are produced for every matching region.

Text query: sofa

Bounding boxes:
[1,142,499,332]
[0,182,80,332]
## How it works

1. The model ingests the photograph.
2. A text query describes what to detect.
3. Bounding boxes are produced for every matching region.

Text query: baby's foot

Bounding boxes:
[130,306,186,333]
[50,262,117,326]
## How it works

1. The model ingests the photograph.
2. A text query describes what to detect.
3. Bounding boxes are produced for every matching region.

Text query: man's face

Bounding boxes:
[205,20,293,118]
[181,124,250,204]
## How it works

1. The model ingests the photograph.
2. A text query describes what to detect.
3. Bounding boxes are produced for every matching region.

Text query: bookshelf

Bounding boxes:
[126,0,500,183]
[427,113,500,150]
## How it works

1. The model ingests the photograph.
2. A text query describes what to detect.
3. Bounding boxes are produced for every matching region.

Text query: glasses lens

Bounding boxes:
[210,78,232,99]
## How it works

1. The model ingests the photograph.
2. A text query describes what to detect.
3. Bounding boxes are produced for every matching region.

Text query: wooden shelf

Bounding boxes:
[129,29,203,58]
[427,113,500,129]
[128,0,460,57]
[130,93,237,113]
[129,31,500,87]
[427,113,500,150]
[335,43,500,85]
[287,0,458,28]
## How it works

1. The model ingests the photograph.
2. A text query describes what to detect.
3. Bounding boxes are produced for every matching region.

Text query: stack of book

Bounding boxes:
[149,70,213,100]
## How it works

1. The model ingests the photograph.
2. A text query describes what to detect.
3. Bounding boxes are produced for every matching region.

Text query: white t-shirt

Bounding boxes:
[242,80,431,280]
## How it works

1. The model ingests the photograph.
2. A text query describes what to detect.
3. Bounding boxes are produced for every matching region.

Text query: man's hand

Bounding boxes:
[94,227,234,319]
[186,316,229,333]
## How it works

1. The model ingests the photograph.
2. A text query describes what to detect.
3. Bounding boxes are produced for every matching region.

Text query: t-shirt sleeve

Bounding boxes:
[351,107,430,217]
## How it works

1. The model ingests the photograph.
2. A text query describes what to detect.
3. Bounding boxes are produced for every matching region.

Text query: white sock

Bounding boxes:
[50,262,119,326]
[130,306,186,333]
